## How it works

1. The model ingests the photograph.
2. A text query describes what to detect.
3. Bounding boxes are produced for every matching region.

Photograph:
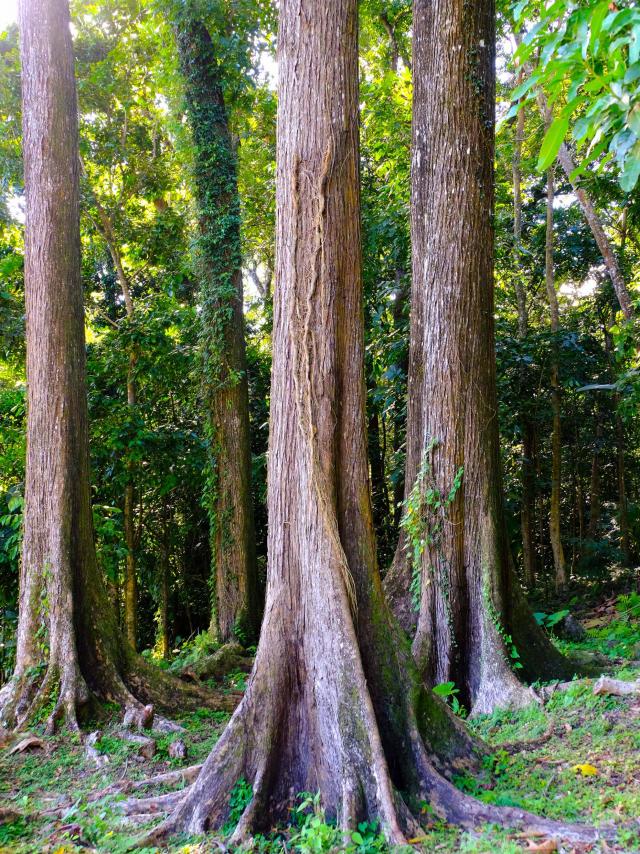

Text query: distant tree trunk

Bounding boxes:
[587,413,603,541]
[175,13,260,644]
[159,519,170,660]
[87,188,139,649]
[536,92,634,322]
[387,0,575,714]
[0,0,235,732]
[368,391,391,564]
[512,77,536,587]
[544,166,567,591]
[603,322,632,565]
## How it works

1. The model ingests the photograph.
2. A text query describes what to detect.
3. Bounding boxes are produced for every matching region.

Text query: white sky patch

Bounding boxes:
[7,193,25,223]
[257,49,277,89]
[559,269,600,300]
[0,0,17,30]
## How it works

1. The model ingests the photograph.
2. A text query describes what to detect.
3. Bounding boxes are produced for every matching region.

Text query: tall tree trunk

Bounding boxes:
[512,75,536,587]
[603,323,632,565]
[545,166,567,591]
[394,0,574,713]
[159,518,170,661]
[587,412,603,541]
[0,0,244,729]
[140,1,600,844]
[175,13,259,644]
[88,191,139,649]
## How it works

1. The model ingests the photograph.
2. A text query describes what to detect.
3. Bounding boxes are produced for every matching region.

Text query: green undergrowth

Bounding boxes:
[0,600,638,853]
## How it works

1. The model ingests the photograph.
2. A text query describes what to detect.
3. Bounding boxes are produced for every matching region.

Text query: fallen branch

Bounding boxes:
[593,676,640,698]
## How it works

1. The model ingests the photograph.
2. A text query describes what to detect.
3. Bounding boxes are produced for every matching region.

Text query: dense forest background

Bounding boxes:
[1,0,637,673]
[0,0,639,848]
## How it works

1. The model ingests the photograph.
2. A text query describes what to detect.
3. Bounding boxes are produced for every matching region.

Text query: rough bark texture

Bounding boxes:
[386,0,576,715]
[545,166,567,591]
[137,4,604,847]
[0,0,239,731]
[175,12,260,644]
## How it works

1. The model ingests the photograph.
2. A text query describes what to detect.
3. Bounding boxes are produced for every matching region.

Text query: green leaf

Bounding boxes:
[537,115,570,171]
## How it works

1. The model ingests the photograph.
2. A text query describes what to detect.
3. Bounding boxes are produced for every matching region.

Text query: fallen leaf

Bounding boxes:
[8,735,45,755]
[572,763,598,776]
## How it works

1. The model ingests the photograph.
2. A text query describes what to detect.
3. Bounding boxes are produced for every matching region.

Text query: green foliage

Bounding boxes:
[509,0,640,190]
[433,681,468,718]
[222,776,253,833]
[400,440,463,611]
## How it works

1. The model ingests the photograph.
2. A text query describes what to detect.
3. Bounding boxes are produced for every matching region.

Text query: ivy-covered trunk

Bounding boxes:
[0,0,241,731]
[385,0,576,715]
[175,12,260,644]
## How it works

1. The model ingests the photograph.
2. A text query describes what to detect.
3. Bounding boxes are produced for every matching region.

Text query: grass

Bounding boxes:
[0,594,638,853]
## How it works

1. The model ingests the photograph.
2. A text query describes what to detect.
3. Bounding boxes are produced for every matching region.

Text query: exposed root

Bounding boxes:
[119,789,188,816]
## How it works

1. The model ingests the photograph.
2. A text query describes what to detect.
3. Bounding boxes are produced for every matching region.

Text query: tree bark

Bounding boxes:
[0,0,242,731]
[137,3,604,844]
[545,165,567,591]
[175,13,260,644]
[536,92,634,322]
[587,412,603,542]
[512,74,536,587]
[389,0,575,714]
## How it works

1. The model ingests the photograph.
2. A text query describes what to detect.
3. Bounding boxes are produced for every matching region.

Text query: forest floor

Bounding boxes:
[0,591,639,854]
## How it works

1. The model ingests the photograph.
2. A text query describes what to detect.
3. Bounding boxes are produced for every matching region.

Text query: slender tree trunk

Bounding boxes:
[89,194,139,648]
[394,0,574,714]
[587,413,603,541]
[545,166,567,591]
[175,13,259,644]
[512,76,536,587]
[603,323,632,565]
[536,92,634,322]
[159,519,170,661]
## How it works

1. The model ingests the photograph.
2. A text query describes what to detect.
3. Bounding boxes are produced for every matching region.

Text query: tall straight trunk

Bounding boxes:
[159,519,170,660]
[603,323,632,565]
[140,0,600,844]
[512,76,536,587]
[587,414,603,540]
[89,193,139,648]
[545,166,567,591]
[175,13,259,644]
[0,0,235,731]
[388,0,575,714]
[535,92,634,322]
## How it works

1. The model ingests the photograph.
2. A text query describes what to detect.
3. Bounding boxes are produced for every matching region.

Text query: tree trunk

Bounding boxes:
[88,190,139,649]
[159,520,170,661]
[545,166,567,591]
[138,2,602,844]
[0,0,244,731]
[603,323,632,565]
[587,413,602,541]
[393,0,575,714]
[535,92,634,322]
[512,76,536,587]
[175,14,260,644]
